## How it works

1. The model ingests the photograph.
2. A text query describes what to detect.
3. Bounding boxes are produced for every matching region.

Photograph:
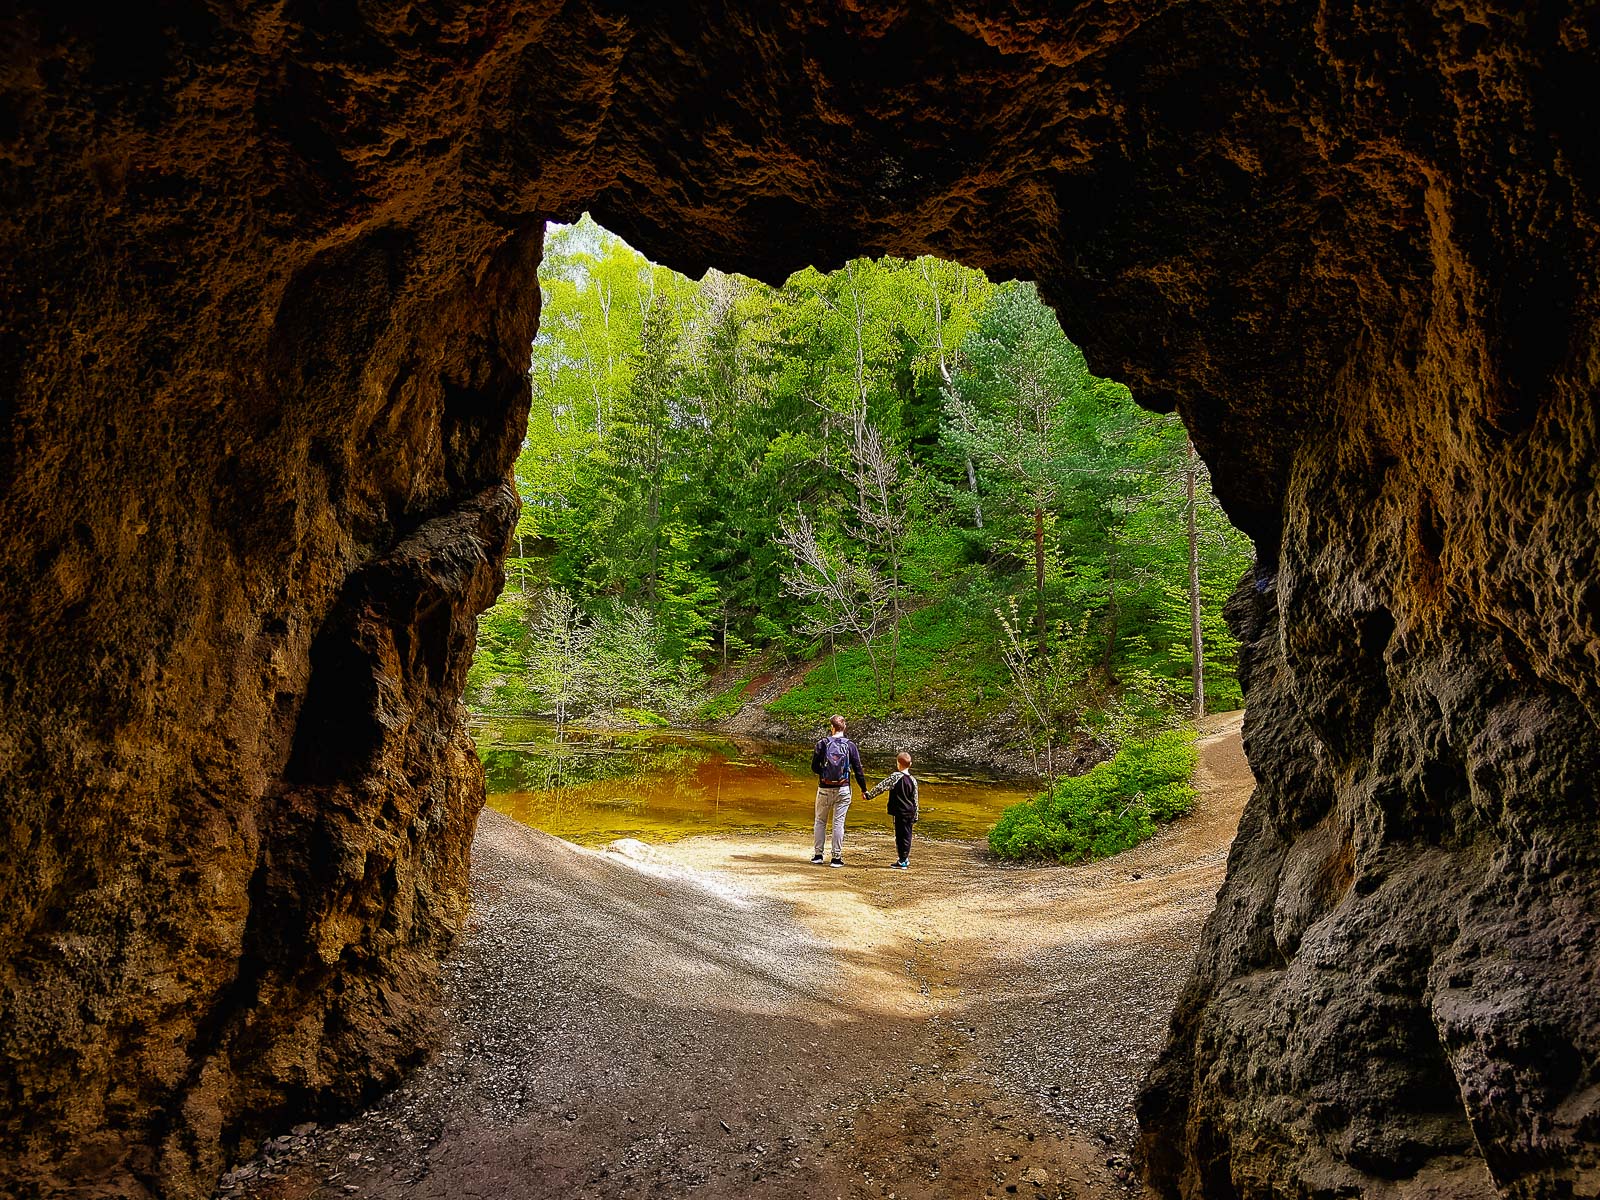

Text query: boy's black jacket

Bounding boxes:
[880,771,919,819]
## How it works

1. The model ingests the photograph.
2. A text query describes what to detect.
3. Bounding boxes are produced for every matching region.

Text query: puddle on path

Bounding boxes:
[473,718,1037,846]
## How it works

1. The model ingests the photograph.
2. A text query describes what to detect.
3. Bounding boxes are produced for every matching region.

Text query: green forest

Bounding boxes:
[468,216,1253,784]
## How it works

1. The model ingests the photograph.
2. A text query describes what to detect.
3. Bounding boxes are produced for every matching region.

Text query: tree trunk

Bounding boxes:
[645,448,663,601]
[888,583,900,702]
[1187,438,1205,718]
[1104,536,1119,671]
[864,639,883,704]
[924,262,984,531]
[847,261,869,512]
[1034,505,1047,655]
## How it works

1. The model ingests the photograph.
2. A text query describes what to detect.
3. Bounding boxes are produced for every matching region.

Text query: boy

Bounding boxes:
[867,751,919,869]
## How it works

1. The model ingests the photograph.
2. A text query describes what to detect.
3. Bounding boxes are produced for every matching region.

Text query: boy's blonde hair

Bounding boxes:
[897,751,912,768]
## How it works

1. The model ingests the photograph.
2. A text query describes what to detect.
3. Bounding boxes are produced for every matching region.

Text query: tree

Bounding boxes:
[776,507,893,702]
[944,282,1088,654]
[915,256,989,526]
[525,588,594,738]
[469,216,1255,751]
[615,291,681,602]
[994,598,1092,784]
[1185,437,1204,718]
[847,421,911,698]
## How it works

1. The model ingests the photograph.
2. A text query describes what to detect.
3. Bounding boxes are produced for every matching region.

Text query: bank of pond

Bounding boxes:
[473,718,1036,846]
[473,718,1201,862]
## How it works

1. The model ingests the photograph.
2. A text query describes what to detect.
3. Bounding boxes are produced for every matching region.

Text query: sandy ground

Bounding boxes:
[219,712,1251,1200]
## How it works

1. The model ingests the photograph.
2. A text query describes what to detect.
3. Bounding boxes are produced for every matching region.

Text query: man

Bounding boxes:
[811,714,867,867]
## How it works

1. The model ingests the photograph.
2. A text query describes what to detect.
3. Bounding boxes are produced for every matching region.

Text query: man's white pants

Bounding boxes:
[814,785,851,858]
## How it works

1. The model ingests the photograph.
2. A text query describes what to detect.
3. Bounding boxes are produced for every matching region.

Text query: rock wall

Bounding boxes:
[0,12,547,1191]
[1,3,1595,1197]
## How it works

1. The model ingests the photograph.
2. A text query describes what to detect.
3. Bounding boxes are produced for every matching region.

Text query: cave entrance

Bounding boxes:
[469,215,1252,847]
[389,217,1261,1194]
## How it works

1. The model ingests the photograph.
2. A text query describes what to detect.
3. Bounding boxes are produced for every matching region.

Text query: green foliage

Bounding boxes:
[988,728,1199,862]
[471,215,1256,746]
[466,588,538,712]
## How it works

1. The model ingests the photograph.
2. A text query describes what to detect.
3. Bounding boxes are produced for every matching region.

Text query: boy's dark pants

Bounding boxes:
[893,814,915,862]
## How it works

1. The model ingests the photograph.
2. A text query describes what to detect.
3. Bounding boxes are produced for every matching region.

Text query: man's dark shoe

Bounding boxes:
[829,858,845,868]
[810,853,825,865]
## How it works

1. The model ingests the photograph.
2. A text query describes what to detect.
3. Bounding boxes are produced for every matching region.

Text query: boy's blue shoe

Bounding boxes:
[890,859,908,870]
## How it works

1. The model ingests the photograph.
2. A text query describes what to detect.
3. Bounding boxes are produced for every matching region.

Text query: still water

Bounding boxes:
[474,718,1038,846]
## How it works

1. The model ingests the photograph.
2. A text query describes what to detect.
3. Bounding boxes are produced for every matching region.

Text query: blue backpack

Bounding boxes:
[819,737,851,786]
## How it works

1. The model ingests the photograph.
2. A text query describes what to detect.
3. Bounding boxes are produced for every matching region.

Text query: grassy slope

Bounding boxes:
[762,602,1011,730]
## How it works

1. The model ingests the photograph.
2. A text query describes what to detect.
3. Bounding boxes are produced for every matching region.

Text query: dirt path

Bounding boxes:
[220,713,1251,1200]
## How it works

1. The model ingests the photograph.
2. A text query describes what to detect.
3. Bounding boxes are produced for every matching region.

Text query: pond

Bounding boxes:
[473,718,1039,847]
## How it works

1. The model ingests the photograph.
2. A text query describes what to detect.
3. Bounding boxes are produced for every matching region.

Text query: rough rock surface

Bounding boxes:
[0,4,1596,1199]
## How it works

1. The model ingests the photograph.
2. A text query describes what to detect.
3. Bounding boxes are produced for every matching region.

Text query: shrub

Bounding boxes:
[988,728,1199,863]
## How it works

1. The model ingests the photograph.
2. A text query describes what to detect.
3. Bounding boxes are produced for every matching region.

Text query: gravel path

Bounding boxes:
[218,713,1251,1200]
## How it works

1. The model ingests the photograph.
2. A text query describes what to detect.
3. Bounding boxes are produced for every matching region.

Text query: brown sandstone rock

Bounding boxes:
[0,3,1595,1197]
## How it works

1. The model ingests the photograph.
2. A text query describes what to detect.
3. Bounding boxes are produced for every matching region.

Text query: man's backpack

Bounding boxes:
[818,736,851,786]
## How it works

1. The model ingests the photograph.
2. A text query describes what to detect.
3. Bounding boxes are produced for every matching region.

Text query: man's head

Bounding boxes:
[830,715,847,733]
[897,751,912,770]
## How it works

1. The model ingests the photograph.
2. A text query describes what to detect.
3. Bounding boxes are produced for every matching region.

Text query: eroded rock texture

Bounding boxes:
[0,2,1595,1197]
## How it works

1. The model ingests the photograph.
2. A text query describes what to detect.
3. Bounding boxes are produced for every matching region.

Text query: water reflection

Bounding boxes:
[473,719,1036,846]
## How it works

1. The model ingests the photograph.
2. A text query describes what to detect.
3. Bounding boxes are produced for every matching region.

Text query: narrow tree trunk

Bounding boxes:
[924,261,984,532]
[1103,537,1119,671]
[645,451,663,602]
[888,588,900,703]
[847,261,870,513]
[864,639,883,704]
[1034,505,1047,655]
[646,500,659,600]
[1186,438,1205,718]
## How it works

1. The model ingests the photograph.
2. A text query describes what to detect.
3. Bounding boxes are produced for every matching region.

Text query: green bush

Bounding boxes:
[1203,674,1244,713]
[988,728,1199,863]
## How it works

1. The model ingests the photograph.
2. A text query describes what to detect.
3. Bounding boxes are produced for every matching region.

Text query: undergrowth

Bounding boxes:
[690,676,752,724]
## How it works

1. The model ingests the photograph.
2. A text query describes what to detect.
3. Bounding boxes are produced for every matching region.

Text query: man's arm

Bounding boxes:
[850,742,868,792]
[811,739,824,777]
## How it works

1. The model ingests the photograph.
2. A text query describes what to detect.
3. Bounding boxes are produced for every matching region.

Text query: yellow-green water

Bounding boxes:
[474,719,1038,846]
